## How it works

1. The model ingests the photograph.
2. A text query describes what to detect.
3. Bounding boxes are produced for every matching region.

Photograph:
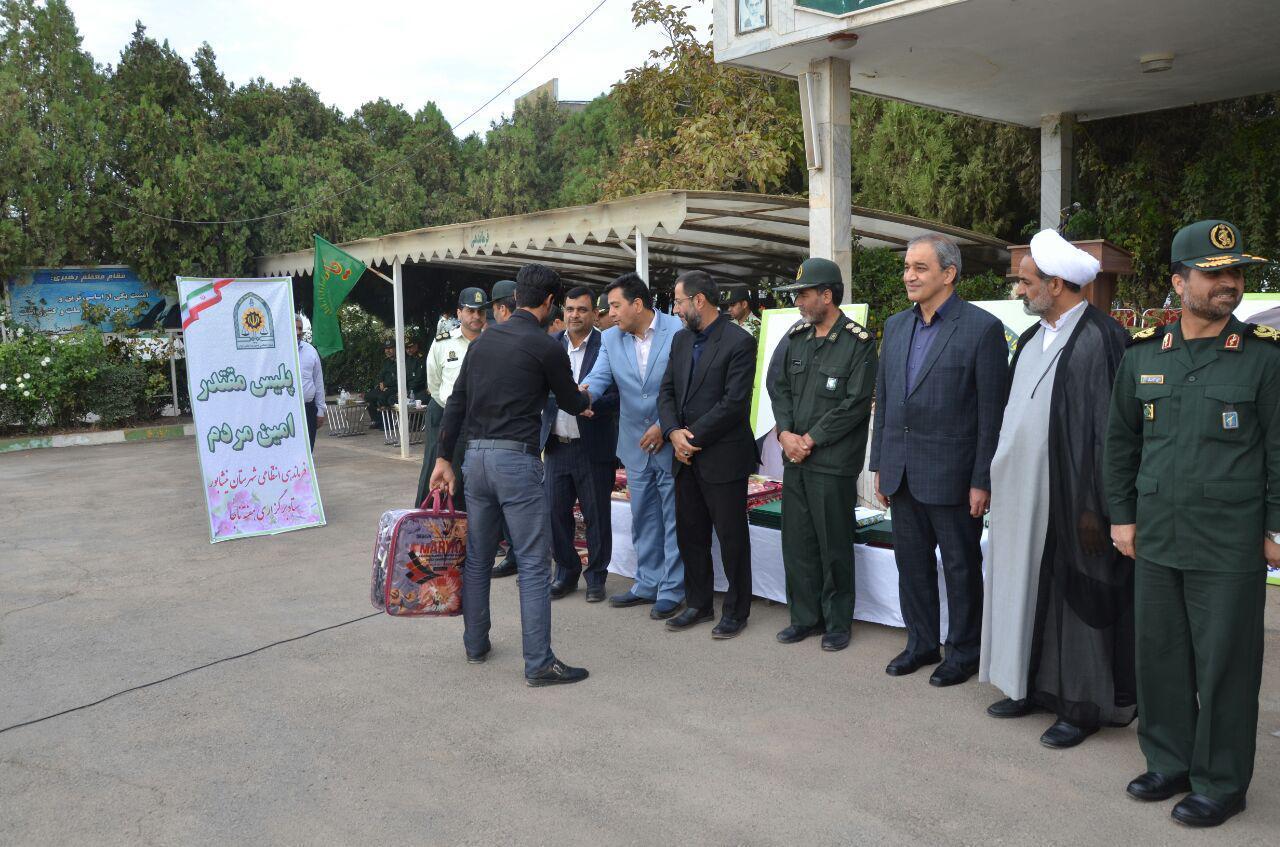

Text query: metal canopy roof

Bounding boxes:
[714,0,1280,127]
[256,190,1006,285]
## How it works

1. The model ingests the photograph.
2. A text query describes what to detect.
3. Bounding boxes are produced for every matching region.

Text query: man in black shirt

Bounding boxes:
[431,264,593,687]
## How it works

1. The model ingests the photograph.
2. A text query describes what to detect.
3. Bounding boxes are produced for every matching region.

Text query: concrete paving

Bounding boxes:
[1,435,1277,846]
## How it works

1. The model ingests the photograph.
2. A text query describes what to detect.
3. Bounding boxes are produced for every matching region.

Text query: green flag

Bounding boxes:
[311,234,366,357]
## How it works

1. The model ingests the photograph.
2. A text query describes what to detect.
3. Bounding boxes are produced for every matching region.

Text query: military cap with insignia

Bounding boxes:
[775,257,843,293]
[490,279,517,301]
[458,286,488,309]
[1171,220,1269,271]
[719,284,750,306]
[383,338,395,349]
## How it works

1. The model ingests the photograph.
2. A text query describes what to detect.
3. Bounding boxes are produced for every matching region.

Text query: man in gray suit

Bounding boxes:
[869,234,1008,687]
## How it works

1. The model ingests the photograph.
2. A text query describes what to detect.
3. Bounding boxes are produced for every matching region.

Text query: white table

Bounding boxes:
[604,499,988,631]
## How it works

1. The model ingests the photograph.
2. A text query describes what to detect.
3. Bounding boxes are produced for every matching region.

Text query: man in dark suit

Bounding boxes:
[540,287,619,604]
[659,270,759,639]
[869,234,1008,687]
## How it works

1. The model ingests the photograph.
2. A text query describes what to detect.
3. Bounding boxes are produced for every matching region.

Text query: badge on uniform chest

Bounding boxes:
[1140,374,1164,384]
[1143,403,1155,422]
[825,376,838,391]
[1222,410,1239,430]
[447,351,458,361]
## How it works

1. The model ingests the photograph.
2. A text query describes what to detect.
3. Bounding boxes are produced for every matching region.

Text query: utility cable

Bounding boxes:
[102,0,612,226]
[0,611,382,736]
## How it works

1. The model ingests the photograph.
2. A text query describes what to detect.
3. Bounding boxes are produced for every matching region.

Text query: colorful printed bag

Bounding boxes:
[370,492,466,616]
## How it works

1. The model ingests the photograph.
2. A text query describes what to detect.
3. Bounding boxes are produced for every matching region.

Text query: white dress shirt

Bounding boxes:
[631,315,656,379]
[1039,299,1088,351]
[297,338,326,417]
[553,329,593,438]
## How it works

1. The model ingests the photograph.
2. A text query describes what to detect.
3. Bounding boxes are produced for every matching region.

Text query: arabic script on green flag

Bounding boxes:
[311,234,366,357]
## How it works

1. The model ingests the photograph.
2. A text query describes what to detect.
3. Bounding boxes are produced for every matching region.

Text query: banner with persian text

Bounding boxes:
[178,277,325,543]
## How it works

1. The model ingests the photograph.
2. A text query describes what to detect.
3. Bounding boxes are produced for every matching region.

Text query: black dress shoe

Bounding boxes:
[1126,771,1192,802]
[1171,793,1245,827]
[549,580,578,599]
[526,658,589,687]
[466,642,492,664]
[928,661,977,687]
[987,697,1036,719]
[776,624,821,644]
[711,617,747,639]
[666,606,714,631]
[1039,719,1098,749]
[492,557,518,578]
[607,590,655,608]
[821,631,851,651]
[885,649,942,677]
[585,586,606,603]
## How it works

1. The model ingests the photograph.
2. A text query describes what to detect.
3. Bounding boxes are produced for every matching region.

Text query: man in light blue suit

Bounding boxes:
[581,272,685,618]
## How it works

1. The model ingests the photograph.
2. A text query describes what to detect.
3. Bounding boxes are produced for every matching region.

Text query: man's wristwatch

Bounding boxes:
[1268,530,1280,545]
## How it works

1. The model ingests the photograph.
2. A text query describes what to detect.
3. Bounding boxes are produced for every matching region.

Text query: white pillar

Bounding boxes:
[1040,113,1076,231]
[803,57,852,284]
[392,258,410,460]
[635,229,649,284]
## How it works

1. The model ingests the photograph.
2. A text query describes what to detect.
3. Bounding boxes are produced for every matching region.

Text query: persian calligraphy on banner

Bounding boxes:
[178,276,325,543]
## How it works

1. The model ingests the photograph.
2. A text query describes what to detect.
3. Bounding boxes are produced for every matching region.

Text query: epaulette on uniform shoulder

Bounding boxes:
[844,319,871,341]
[1129,326,1162,346]
[435,329,452,342]
[789,320,811,336]
[1250,323,1280,344]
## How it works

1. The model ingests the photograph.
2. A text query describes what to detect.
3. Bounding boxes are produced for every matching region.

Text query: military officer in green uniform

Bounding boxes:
[721,283,760,339]
[416,287,488,508]
[767,258,878,652]
[405,338,427,401]
[366,339,398,428]
[1104,220,1280,828]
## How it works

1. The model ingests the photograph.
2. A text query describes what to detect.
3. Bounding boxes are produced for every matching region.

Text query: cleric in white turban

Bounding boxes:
[979,229,1137,749]
[1029,228,1101,288]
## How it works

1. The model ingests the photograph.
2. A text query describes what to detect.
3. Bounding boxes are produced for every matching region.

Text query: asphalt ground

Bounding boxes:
[1,435,1277,846]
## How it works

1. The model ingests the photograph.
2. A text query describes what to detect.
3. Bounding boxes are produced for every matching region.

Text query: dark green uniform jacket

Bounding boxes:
[1105,317,1280,571]
[768,312,878,476]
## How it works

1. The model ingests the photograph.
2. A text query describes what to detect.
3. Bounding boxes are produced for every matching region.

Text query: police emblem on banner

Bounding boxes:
[234,292,276,350]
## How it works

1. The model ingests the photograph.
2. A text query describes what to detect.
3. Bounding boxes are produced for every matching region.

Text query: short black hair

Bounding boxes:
[819,282,845,306]
[564,285,594,303]
[604,272,652,310]
[676,270,718,307]
[1172,262,1194,281]
[492,297,515,312]
[515,263,561,309]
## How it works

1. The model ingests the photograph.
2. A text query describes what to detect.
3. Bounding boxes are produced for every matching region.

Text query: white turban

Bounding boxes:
[1029,229,1100,286]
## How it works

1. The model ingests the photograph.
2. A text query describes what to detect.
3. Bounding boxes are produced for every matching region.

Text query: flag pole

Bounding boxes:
[391,258,411,460]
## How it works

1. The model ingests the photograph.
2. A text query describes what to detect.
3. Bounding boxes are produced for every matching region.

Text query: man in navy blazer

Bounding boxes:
[869,234,1009,687]
[581,273,686,618]
[540,287,620,603]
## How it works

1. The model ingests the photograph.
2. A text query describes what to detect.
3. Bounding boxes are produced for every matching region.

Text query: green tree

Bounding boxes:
[0,0,109,281]
[601,0,803,198]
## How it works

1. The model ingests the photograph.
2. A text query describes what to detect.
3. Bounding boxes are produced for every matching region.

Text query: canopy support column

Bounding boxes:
[392,258,410,460]
[635,229,649,284]
[800,57,852,285]
[1040,113,1076,231]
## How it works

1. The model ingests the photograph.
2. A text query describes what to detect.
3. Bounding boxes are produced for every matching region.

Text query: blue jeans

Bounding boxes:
[460,446,555,676]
